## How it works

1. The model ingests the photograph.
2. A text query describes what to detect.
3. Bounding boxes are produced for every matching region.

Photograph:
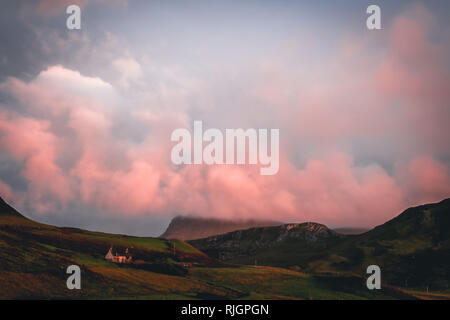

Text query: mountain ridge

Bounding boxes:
[190,222,340,260]
[190,198,450,289]
[0,195,448,298]
[160,215,282,240]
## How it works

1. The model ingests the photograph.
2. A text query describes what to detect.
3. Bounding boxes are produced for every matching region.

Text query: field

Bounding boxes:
[0,221,427,300]
[0,197,448,300]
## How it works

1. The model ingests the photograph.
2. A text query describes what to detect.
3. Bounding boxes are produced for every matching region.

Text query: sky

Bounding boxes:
[0,0,449,236]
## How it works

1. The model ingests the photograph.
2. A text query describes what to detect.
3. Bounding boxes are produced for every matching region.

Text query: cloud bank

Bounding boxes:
[0,3,449,234]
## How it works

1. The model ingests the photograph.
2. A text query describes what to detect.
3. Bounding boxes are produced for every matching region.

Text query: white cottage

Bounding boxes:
[105,246,132,263]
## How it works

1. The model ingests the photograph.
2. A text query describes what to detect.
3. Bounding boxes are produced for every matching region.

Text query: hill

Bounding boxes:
[0,197,214,299]
[190,222,340,260]
[0,196,446,299]
[0,197,22,217]
[190,199,450,290]
[160,215,282,240]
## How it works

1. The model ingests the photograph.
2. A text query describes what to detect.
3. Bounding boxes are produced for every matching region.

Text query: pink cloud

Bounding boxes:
[396,156,450,204]
[0,113,73,213]
[0,4,449,229]
[376,12,449,101]
[374,5,450,155]
[154,153,406,228]
[285,153,406,227]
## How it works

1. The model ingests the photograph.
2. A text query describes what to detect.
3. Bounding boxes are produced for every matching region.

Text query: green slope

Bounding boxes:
[333,198,450,289]
[0,197,213,299]
[191,199,450,291]
[0,197,443,299]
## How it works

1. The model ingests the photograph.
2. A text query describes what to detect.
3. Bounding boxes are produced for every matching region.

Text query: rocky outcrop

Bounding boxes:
[190,222,340,259]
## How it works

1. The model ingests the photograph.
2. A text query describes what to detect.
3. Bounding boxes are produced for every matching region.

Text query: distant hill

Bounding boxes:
[190,199,450,290]
[160,215,282,240]
[190,222,340,260]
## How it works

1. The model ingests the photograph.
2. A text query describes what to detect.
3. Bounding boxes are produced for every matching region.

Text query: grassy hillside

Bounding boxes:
[0,197,446,299]
[335,198,450,289]
[0,197,212,299]
[191,199,450,291]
